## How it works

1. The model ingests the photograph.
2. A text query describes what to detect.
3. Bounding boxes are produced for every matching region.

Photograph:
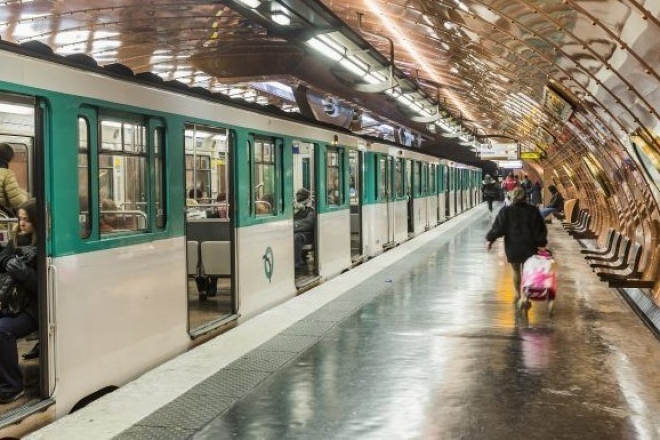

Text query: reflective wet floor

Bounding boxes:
[128,206,660,439]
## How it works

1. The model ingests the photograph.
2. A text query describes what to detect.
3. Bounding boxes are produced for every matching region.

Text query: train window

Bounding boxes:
[78,117,91,238]
[414,162,421,196]
[429,164,436,193]
[154,127,166,229]
[326,149,342,206]
[348,151,359,204]
[184,125,231,220]
[422,163,428,194]
[99,119,148,234]
[378,156,387,200]
[395,158,404,198]
[253,137,276,216]
[185,154,211,201]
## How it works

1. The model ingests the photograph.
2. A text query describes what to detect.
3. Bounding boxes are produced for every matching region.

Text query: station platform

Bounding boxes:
[28,203,660,440]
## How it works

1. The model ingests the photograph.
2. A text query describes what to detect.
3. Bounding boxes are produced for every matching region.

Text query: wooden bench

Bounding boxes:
[596,243,653,288]
[580,229,615,256]
[587,235,630,267]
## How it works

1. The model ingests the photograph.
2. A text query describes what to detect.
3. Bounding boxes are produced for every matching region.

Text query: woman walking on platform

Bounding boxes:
[481,175,499,212]
[485,187,547,306]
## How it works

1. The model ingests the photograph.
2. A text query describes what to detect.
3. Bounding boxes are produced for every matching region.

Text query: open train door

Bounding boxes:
[348,150,363,262]
[183,124,237,336]
[0,93,52,431]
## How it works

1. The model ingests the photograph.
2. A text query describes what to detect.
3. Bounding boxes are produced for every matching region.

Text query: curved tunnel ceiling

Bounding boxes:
[0,1,658,171]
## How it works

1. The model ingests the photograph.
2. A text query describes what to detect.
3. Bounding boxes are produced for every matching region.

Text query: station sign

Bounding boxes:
[496,160,523,169]
[520,151,541,160]
[480,143,518,160]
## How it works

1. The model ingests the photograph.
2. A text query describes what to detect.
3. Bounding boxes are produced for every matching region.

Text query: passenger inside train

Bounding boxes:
[206,192,228,219]
[293,188,314,272]
[99,199,118,233]
[0,199,38,404]
[0,143,27,217]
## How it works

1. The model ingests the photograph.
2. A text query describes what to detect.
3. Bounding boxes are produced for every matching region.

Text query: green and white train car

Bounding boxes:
[0,41,482,436]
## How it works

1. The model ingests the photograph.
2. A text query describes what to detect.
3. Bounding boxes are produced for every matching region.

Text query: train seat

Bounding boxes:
[200,241,231,277]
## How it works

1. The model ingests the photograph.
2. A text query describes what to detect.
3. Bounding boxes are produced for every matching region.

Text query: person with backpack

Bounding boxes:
[481,175,499,212]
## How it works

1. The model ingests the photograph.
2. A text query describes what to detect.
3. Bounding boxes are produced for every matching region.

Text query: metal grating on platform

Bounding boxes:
[115,424,195,440]
[188,369,272,398]
[224,350,299,372]
[280,319,338,336]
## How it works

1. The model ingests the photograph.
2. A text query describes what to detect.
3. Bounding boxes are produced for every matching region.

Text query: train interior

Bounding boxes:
[348,150,362,261]
[0,94,40,412]
[184,125,236,334]
[292,141,319,285]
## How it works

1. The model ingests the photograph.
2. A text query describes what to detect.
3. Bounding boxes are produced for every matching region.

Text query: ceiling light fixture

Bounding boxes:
[236,0,261,8]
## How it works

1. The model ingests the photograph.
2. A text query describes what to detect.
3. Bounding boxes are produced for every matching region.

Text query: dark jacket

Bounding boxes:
[531,182,542,205]
[294,206,315,243]
[0,233,38,320]
[486,202,548,264]
[481,182,499,200]
[547,191,564,212]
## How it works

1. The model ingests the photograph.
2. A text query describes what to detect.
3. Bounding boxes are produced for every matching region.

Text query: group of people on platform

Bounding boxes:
[481,171,564,221]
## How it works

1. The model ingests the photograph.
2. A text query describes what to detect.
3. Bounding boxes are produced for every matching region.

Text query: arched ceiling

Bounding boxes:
[0,1,659,170]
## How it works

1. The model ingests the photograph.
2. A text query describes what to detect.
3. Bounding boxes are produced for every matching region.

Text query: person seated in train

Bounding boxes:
[100,199,118,233]
[255,193,274,215]
[206,192,228,219]
[539,185,564,220]
[186,189,206,219]
[0,199,39,404]
[293,188,314,270]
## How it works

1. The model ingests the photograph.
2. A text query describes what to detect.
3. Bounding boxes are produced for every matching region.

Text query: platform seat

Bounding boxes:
[596,243,650,287]
[580,229,615,256]
[588,236,630,267]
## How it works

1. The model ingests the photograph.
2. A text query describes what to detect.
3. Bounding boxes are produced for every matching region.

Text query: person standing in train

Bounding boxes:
[0,143,27,217]
[0,199,38,403]
[486,187,547,307]
[481,175,499,212]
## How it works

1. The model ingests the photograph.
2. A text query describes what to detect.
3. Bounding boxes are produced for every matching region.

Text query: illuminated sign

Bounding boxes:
[496,160,523,169]
[480,143,518,160]
[520,151,541,160]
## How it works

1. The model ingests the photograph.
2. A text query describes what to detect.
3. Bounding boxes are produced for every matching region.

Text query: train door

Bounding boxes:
[378,155,395,248]
[0,94,45,416]
[348,150,362,261]
[183,124,236,335]
[406,159,414,235]
[293,141,318,284]
[448,166,456,217]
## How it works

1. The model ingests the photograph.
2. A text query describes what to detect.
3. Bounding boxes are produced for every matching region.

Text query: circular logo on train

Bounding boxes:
[263,246,274,282]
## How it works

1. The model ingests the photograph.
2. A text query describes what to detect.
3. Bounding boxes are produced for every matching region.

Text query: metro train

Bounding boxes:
[0,40,481,436]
